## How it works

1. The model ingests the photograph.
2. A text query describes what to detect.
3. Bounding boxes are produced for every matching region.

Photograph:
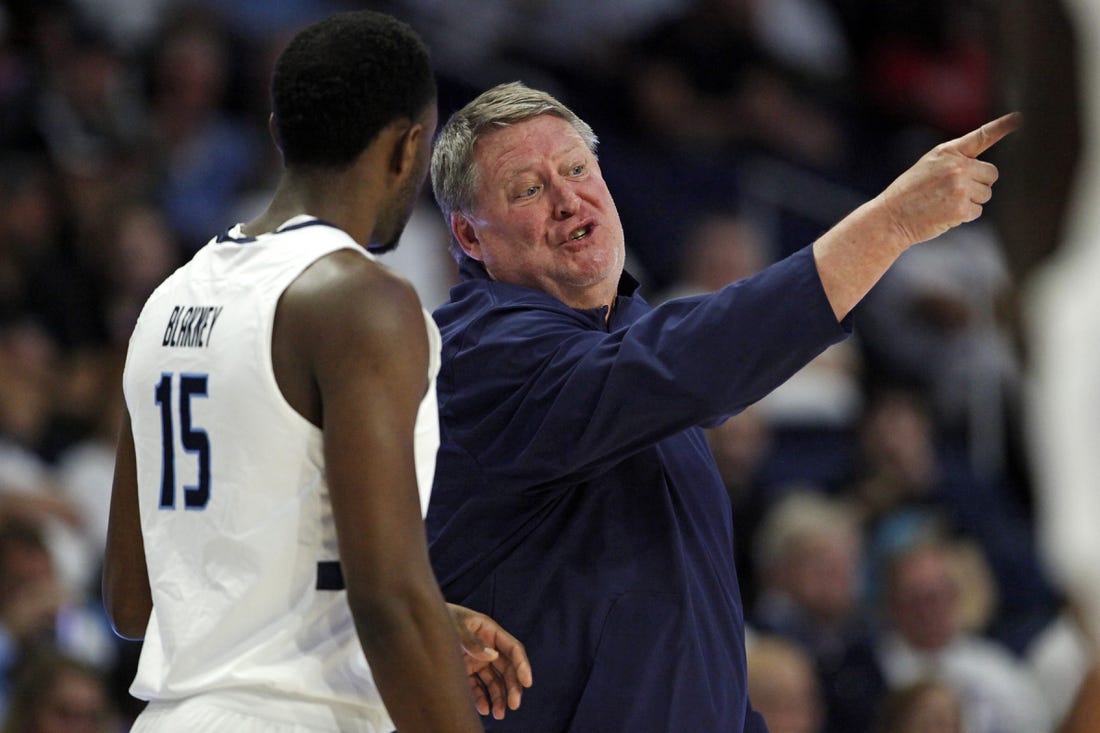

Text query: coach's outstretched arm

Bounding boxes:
[813,112,1021,320]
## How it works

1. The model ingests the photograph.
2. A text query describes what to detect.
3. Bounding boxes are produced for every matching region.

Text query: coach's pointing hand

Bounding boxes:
[813,111,1021,320]
[877,112,1022,247]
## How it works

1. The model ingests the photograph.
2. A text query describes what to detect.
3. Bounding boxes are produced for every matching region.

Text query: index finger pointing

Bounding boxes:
[950,111,1023,158]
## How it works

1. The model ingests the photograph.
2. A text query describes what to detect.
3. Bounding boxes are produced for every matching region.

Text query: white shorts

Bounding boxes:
[131,694,395,733]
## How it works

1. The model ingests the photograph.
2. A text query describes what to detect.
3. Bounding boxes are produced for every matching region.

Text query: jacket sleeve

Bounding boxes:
[442,246,850,490]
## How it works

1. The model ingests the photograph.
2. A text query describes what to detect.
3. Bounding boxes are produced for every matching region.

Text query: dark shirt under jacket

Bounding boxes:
[426,245,851,732]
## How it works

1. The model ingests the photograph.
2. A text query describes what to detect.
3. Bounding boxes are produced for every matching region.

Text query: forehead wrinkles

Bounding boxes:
[475,119,588,188]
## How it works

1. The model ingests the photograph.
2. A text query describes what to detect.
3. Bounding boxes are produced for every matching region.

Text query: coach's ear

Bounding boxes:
[450,212,483,262]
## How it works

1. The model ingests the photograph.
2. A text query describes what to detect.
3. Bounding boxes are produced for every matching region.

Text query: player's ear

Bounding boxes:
[268,114,283,156]
[388,118,423,179]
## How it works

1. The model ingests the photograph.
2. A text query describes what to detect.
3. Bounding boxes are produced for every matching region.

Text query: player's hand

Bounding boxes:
[447,602,533,719]
[877,112,1021,246]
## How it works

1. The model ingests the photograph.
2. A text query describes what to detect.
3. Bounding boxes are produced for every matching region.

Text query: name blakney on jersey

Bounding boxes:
[163,305,224,348]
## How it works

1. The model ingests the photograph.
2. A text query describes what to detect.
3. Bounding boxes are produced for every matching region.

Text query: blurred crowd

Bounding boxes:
[0,0,1090,731]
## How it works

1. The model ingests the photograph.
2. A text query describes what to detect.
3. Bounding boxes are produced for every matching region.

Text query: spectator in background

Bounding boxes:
[84,199,181,345]
[706,406,773,508]
[752,491,865,656]
[598,0,858,288]
[389,0,680,110]
[873,678,964,733]
[855,222,1021,482]
[0,5,38,152]
[703,405,777,607]
[671,211,863,497]
[847,388,942,537]
[0,154,107,352]
[31,21,147,175]
[53,348,126,588]
[751,490,885,733]
[0,318,98,596]
[864,0,993,137]
[1,647,118,733]
[0,518,116,719]
[662,211,862,443]
[620,0,848,165]
[845,386,1056,651]
[145,6,260,251]
[830,0,995,184]
[654,211,771,303]
[876,540,1051,733]
[746,633,825,733]
[749,0,851,84]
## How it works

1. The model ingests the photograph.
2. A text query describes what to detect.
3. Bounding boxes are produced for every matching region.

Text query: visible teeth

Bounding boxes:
[570,226,589,240]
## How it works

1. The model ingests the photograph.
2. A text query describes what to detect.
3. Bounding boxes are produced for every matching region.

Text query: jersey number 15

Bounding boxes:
[155,372,211,510]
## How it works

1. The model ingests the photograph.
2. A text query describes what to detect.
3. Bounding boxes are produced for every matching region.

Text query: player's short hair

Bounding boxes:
[431,82,598,262]
[272,10,435,170]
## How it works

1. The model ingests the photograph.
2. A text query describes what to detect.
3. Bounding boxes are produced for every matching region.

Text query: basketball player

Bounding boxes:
[103,12,528,732]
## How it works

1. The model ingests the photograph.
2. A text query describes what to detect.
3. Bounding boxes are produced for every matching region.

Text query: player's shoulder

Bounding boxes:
[297,247,419,308]
[282,246,427,351]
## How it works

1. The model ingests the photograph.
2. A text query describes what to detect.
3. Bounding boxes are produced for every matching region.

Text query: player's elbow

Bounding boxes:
[105,587,151,639]
[348,580,446,654]
[102,574,152,640]
[105,602,150,640]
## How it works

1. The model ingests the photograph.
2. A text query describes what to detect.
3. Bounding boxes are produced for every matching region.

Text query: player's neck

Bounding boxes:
[242,169,379,246]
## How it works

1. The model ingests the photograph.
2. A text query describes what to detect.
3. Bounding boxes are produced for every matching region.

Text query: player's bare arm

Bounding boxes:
[278,250,484,732]
[103,410,153,640]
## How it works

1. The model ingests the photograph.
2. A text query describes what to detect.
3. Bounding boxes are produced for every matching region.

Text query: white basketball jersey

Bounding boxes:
[122,216,441,731]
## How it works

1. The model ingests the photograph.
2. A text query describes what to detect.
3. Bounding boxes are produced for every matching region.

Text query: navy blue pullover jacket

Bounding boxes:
[426,245,851,732]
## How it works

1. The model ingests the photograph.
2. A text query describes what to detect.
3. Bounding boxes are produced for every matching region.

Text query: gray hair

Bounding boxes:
[430,81,599,262]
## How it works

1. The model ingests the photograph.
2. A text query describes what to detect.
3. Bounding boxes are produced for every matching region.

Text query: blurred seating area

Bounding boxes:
[0,0,1087,730]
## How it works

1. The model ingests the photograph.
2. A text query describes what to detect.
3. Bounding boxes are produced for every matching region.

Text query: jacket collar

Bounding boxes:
[458,256,641,300]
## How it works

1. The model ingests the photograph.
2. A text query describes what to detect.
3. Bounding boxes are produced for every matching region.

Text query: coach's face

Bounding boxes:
[449,114,626,312]
[372,103,439,253]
